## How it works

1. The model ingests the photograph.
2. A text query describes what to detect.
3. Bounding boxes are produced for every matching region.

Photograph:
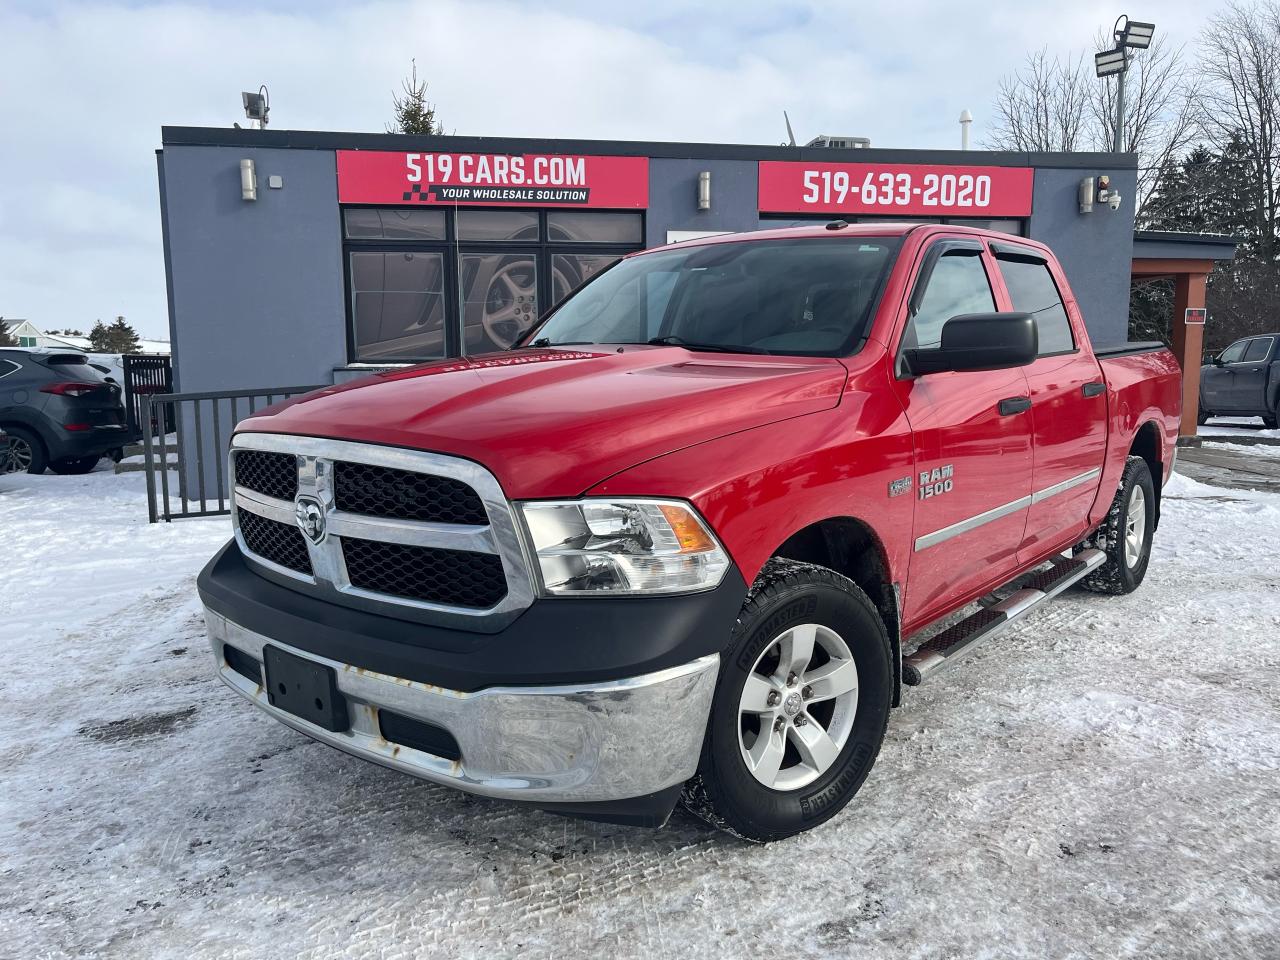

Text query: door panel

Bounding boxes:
[1020,352,1107,554]
[897,366,1034,624]
[1204,340,1247,412]
[890,239,1035,627]
[992,250,1106,555]
[1230,337,1274,411]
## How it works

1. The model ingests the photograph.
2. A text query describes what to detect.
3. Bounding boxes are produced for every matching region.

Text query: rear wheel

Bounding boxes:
[49,455,101,475]
[1197,406,1211,426]
[2,427,48,475]
[1264,414,1278,430]
[1082,456,1155,595]
[681,559,892,842]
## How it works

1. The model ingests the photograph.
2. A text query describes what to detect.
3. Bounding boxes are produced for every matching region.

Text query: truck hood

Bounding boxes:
[239,347,847,498]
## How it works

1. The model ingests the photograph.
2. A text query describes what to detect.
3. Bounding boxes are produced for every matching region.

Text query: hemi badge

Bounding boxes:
[888,476,912,498]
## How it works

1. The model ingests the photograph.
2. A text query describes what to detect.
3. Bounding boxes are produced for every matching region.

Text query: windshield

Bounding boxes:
[525,236,900,356]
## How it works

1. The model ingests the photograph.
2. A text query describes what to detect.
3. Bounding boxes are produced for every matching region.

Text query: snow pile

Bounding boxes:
[2,464,1278,959]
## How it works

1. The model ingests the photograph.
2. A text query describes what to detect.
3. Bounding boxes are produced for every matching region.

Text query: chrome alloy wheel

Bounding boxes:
[1124,484,1146,568]
[737,623,859,791]
[2,436,30,474]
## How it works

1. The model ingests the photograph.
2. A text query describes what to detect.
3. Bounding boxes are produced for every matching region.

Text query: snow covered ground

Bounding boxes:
[1200,416,1280,441]
[2,464,1278,959]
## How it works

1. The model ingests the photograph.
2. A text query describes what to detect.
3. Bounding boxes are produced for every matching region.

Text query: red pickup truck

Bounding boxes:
[199,223,1181,841]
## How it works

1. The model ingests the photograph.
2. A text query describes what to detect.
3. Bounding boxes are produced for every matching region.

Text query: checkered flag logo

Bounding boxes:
[402,183,432,201]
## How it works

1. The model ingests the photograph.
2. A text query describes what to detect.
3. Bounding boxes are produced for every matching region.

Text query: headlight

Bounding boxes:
[519,499,730,596]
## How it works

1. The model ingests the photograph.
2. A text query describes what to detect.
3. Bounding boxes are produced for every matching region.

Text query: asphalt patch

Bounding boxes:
[79,706,197,744]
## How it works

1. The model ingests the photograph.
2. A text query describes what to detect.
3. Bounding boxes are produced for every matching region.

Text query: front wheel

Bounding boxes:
[1081,456,1155,595]
[681,559,892,842]
[1197,406,1211,426]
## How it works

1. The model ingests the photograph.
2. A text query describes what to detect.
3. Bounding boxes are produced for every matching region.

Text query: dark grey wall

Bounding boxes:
[645,158,760,247]
[158,144,347,393]
[1028,166,1137,349]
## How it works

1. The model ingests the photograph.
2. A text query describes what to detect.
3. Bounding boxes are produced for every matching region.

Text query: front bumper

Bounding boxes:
[205,605,719,809]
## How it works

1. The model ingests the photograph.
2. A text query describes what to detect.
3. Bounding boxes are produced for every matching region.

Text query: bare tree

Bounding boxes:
[1198,1,1280,260]
[987,49,1092,152]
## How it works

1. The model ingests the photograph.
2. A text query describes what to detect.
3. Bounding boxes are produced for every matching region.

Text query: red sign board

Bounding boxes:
[336,150,649,208]
[758,160,1035,218]
[1185,307,1206,325]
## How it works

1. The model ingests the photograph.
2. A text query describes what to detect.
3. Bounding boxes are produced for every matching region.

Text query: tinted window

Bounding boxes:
[997,256,1074,355]
[903,250,996,351]
[1219,341,1248,364]
[0,358,19,379]
[460,252,538,353]
[547,211,643,244]
[350,251,447,361]
[1243,337,1273,362]
[456,210,539,242]
[531,238,899,356]
[344,208,446,240]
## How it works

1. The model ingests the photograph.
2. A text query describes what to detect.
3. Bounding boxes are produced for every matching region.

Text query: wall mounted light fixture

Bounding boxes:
[697,171,711,211]
[240,158,257,201]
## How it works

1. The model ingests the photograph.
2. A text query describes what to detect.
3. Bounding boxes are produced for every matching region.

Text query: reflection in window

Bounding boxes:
[904,252,995,350]
[460,253,539,353]
[350,251,447,361]
[344,208,446,240]
[552,254,622,304]
[997,256,1074,354]
[456,210,539,242]
[547,211,643,244]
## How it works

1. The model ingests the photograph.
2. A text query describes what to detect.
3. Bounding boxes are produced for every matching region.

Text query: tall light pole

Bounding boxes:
[1095,15,1156,154]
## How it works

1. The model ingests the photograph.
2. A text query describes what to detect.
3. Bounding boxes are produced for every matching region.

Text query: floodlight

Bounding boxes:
[1119,18,1155,49]
[1094,48,1128,78]
[241,86,270,126]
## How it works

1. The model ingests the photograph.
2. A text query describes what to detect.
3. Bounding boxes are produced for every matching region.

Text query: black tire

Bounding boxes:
[49,455,101,475]
[2,426,48,475]
[681,559,892,842]
[1081,456,1155,595]
[1264,414,1278,430]
[1197,406,1211,426]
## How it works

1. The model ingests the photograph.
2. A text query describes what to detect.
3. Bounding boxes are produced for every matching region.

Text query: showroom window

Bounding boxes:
[343,208,644,362]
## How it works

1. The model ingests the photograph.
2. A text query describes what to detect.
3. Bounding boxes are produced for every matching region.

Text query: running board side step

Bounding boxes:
[902,548,1106,686]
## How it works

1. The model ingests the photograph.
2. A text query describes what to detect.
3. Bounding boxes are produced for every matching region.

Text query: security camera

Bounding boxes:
[1107,191,1123,211]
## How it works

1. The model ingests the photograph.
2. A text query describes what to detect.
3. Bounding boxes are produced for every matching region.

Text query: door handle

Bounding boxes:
[1082,381,1106,397]
[998,396,1031,415]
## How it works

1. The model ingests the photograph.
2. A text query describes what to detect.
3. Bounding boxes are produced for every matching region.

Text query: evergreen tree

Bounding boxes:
[88,319,110,351]
[387,59,442,135]
[87,316,141,353]
[107,316,141,353]
[0,318,16,348]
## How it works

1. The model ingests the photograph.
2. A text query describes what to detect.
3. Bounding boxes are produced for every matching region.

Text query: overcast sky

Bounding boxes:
[0,0,1210,339]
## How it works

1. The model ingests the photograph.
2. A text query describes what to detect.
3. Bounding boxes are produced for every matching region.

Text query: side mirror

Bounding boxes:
[1211,355,1225,367]
[904,312,1038,376]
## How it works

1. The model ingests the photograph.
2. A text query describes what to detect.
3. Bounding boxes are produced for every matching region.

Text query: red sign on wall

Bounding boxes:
[336,151,649,208]
[758,161,1035,218]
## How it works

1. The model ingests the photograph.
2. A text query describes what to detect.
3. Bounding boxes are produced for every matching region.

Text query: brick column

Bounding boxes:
[1169,272,1208,437]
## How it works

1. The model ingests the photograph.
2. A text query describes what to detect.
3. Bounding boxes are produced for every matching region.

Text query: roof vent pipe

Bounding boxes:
[959,109,973,150]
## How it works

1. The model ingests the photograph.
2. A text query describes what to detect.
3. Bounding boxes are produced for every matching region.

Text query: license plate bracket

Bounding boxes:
[263,645,349,733]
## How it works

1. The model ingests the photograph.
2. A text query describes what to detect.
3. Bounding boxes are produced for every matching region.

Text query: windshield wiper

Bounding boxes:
[524,338,597,348]
[645,335,770,355]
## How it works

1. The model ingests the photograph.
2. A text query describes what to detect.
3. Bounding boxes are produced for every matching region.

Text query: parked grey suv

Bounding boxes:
[0,349,129,474]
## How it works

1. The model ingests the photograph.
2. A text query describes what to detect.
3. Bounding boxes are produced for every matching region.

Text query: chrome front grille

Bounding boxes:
[229,434,535,630]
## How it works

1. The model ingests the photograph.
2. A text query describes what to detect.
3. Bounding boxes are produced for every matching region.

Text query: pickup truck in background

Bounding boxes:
[1199,332,1280,428]
[199,223,1181,841]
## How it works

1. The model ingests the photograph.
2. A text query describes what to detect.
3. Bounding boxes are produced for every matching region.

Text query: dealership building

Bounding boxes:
[156,126,1233,434]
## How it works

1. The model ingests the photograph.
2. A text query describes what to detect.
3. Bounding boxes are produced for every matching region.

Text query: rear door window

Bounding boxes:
[1243,337,1273,362]
[996,255,1075,355]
